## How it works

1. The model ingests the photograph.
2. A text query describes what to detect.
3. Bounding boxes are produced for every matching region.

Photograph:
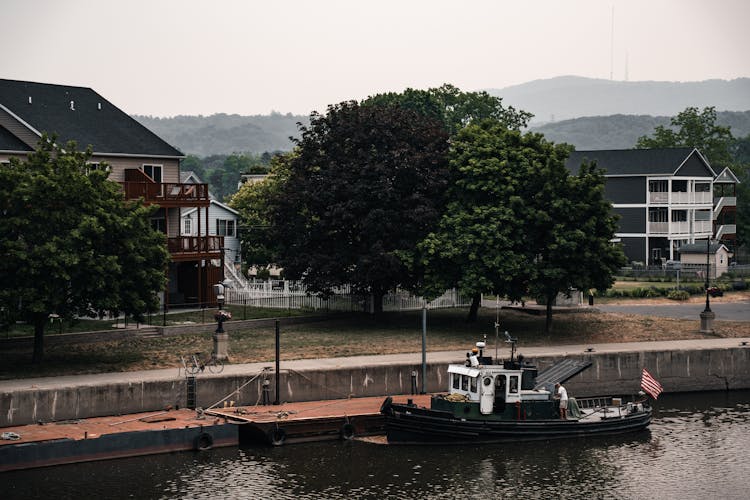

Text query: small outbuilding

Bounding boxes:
[677,242,733,278]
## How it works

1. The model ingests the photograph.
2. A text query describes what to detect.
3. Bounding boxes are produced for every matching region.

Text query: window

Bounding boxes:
[142,164,163,183]
[649,208,668,222]
[469,376,477,393]
[461,375,469,391]
[671,180,687,192]
[150,217,166,233]
[649,180,668,193]
[452,373,460,390]
[183,218,192,235]
[509,376,518,394]
[671,210,687,222]
[216,219,236,237]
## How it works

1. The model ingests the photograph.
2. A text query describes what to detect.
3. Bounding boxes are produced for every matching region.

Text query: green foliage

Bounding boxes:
[363,83,532,135]
[0,135,169,362]
[267,101,450,311]
[418,122,624,330]
[636,106,735,168]
[183,152,275,201]
[667,290,691,301]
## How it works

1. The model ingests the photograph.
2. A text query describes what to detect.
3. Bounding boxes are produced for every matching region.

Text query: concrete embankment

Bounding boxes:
[1,338,749,427]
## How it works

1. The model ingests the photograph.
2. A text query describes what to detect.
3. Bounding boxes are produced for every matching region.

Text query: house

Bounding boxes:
[0,78,222,308]
[677,242,733,279]
[566,148,739,266]
[180,171,242,266]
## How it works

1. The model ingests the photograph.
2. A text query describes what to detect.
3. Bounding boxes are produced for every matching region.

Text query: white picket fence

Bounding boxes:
[224,281,470,313]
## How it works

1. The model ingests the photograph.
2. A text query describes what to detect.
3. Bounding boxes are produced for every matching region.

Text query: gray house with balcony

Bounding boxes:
[566,148,738,266]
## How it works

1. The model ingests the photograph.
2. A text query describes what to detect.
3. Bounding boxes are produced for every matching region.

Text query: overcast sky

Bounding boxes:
[3,0,748,117]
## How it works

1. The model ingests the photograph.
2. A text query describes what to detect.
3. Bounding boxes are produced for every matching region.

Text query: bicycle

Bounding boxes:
[181,352,224,375]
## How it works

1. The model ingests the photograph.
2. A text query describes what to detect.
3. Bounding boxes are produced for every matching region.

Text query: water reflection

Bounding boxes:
[6,391,750,500]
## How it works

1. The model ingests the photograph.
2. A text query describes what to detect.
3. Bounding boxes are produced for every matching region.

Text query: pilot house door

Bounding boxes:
[480,376,495,414]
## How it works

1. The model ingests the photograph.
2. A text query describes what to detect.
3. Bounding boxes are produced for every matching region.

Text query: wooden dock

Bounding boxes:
[206,394,432,446]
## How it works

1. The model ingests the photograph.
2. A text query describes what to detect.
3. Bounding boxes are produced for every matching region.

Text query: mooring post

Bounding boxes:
[421,305,427,394]
[274,319,280,405]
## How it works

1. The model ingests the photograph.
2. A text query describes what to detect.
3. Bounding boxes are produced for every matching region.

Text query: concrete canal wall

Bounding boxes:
[2,342,749,427]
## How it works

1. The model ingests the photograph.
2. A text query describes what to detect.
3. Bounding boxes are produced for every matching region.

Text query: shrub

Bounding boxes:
[667,290,690,301]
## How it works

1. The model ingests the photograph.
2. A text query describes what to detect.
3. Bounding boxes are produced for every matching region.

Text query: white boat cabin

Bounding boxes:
[447,364,551,415]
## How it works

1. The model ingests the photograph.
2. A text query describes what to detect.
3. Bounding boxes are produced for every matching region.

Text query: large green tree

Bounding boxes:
[636,106,734,168]
[266,101,450,312]
[419,122,623,330]
[0,136,169,362]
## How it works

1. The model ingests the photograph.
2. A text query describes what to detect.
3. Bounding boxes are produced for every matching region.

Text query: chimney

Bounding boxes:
[70,100,75,111]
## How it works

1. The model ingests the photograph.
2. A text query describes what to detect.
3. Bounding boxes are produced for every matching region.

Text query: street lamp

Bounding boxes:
[700,238,715,334]
[212,282,230,360]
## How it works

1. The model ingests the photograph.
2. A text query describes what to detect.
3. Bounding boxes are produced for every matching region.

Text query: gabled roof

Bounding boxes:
[714,166,740,184]
[677,243,730,255]
[0,79,183,158]
[0,126,31,152]
[566,147,715,178]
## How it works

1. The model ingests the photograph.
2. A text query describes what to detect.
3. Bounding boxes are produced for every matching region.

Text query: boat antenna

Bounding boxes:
[504,330,517,362]
[494,295,500,361]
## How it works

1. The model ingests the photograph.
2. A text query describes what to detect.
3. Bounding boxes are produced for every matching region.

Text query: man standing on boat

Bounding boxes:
[555,383,569,420]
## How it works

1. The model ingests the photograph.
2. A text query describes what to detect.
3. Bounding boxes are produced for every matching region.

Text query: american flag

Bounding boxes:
[641,368,664,399]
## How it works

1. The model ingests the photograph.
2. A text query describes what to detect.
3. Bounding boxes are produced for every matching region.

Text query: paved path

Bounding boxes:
[595,300,750,321]
[2,337,748,392]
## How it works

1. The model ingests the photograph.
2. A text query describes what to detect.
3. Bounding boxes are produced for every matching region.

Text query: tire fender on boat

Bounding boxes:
[380,396,393,416]
[341,422,355,440]
[194,432,214,451]
[269,427,286,446]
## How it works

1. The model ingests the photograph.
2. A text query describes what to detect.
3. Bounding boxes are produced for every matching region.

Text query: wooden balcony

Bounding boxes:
[168,236,224,261]
[120,169,209,207]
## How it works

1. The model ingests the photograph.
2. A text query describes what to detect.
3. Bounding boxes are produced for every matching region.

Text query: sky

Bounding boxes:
[2,0,749,117]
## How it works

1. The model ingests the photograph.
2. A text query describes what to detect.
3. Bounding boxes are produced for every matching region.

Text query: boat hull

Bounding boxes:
[383,403,652,445]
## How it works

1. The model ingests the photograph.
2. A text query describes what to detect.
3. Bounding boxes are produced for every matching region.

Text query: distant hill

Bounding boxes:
[133,112,308,157]
[487,76,750,124]
[132,76,750,156]
[530,111,750,150]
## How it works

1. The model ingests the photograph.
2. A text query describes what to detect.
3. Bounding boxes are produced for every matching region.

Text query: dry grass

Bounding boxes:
[1,292,748,380]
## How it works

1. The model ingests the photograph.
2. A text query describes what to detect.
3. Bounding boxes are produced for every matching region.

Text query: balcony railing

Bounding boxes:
[167,236,224,259]
[648,220,712,235]
[649,191,712,204]
[121,181,210,206]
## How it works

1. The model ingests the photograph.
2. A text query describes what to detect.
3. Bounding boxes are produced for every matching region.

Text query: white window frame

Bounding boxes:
[142,164,163,183]
[216,218,236,237]
[183,218,192,236]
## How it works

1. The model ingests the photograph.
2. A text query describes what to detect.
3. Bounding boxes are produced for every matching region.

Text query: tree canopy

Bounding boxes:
[265,101,450,312]
[418,122,623,330]
[636,106,735,168]
[0,136,169,362]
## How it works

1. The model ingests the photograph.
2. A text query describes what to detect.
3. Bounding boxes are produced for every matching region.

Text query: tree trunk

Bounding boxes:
[465,293,481,323]
[32,314,46,364]
[372,291,384,316]
[545,293,554,334]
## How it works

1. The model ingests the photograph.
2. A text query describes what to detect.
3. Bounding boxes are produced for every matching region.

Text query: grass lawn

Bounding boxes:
[2,302,748,380]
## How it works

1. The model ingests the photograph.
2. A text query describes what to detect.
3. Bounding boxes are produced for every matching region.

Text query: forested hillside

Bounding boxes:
[531,111,750,150]
[133,112,307,157]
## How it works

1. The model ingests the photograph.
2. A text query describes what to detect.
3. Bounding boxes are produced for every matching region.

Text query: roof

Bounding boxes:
[678,243,729,255]
[0,79,183,158]
[566,147,713,177]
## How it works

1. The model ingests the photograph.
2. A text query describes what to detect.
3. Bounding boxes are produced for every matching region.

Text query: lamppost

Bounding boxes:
[700,238,715,334]
[212,282,230,360]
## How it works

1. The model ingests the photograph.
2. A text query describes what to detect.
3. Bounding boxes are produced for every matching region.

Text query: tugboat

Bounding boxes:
[381,333,652,444]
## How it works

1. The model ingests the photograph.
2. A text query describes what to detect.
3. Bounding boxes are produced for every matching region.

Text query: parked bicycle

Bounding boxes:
[180,352,224,375]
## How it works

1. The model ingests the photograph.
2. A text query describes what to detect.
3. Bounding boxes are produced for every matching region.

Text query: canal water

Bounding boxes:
[6,390,750,499]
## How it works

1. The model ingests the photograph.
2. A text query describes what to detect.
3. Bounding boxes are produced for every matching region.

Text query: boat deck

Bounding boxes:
[0,408,218,446]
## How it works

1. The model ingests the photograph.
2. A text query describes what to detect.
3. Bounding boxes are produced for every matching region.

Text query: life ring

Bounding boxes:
[379,396,393,415]
[194,432,214,451]
[268,427,286,446]
[341,423,355,440]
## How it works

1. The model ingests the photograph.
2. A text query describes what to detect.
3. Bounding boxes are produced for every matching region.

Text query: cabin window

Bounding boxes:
[142,164,163,183]
[216,219,236,237]
[461,376,469,391]
[495,374,506,393]
[183,218,192,235]
[509,375,519,394]
[469,376,477,393]
[452,373,460,390]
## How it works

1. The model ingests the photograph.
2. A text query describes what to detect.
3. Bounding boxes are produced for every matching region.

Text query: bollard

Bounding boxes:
[262,379,271,406]
[411,371,418,395]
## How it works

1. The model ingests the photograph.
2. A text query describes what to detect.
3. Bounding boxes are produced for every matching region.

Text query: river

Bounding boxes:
[6,390,750,499]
